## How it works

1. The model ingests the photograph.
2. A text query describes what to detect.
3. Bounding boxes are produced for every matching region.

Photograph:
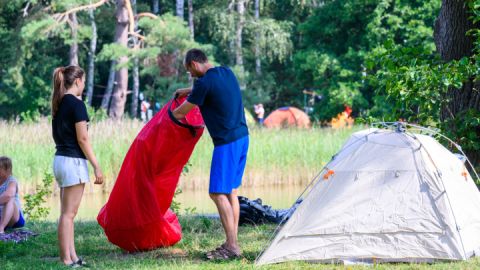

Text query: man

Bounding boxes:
[173,49,249,260]
[254,103,265,125]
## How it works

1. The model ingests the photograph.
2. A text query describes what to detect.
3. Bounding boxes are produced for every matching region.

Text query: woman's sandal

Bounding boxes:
[75,258,88,267]
[205,244,241,260]
[67,262,81,268]
[64,258,87,268]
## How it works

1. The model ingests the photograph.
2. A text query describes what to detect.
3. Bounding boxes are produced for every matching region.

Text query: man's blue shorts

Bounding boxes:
[209,136,249,194]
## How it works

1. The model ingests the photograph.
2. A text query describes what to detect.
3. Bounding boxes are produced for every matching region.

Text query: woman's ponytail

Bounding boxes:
[51,66,84,117]
[52,67,66,117]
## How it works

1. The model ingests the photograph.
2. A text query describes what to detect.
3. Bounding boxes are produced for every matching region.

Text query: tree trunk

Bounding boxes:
[236,0,246,89]
[68,12,79,66]
[152,0,160,14]
[101,61,116,110]
[176,0,184,19]
[131,58,140,117]
[228,0,235,64]
[434,1,475,61]
[434,0,480,166]
[254,0,261,76]
[109,0,129,119]
[86,9,97,106]
[131,0,140,118]
[173,0,185,79]
[236,0,245,69]
[188,0,194,39]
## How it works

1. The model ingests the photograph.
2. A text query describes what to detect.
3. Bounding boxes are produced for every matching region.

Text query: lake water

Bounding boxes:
[43,184,308,221]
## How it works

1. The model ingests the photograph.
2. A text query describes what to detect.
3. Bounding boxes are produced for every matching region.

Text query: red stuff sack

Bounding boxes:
[97,97,204,252]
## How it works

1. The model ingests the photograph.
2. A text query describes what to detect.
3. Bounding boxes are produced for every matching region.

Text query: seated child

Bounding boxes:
[0,156,25,233]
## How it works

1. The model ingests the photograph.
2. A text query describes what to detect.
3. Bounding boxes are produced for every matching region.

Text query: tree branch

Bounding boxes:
[52,0,110,23]
[23,1,31,17]
[125,0,135,34]
[135,12,166,28]
[136,12,158,20]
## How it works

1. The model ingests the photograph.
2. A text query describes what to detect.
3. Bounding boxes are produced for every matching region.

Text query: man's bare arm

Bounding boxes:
[172,101,196,120]
[174,87,192,98]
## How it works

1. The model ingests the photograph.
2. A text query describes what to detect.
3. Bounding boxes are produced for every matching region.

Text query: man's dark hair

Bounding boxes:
[185,49,208,66]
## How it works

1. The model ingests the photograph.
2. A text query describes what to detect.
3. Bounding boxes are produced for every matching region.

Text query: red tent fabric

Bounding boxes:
[97,97,204,252]
[264,107,311,129]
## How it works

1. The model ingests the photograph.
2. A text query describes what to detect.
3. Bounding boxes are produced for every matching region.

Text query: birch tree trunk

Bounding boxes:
[236,0,246,89]
[101,61,116,110]
[86,9,97,105]
[228,0,235,64]
[152,0,160,14]
[130,0,140,117]
[188,0,194,39]
[236,0,245,70]
[176,0,184,19]
[254,0,261,76]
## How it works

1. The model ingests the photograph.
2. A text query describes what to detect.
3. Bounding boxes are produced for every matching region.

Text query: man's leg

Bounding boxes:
[210,193,240,254]
[0,198,19,233]
[227,189,240,238]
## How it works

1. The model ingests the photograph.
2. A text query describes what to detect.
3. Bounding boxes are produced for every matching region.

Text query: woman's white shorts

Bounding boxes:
[53,155,89,188]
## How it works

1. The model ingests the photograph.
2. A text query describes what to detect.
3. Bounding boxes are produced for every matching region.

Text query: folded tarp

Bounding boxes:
[97,97,204,252]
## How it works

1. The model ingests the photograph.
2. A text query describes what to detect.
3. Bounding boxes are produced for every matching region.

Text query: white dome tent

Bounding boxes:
[256,123,480,265]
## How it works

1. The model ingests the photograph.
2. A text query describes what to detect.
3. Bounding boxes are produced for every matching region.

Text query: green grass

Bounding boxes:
[0,119,361,192]
[1,217,480,269]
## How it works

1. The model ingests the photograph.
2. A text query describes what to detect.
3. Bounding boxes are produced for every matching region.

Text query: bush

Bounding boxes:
[23,172,54,221]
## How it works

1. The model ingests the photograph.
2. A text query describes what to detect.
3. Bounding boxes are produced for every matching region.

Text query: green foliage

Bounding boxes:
[444,109,480,152]
[293,49,368,120]
[284,0,377,120]
[366,0,439,49]
[298,0,378,55]
[96,43,131,65]
[367,0,480,166]
[96,13,211,103]
[170,162,196,215]
[244,71,275,106]
[204,8,236,60]
[0,1,72,119]
[170,188,183,215]
[182,162,192,175]
[366,42,476,123]
[86,103,108,123]
[19,110,42,123]
[245,18,293,63]
[50,0,93,12]
[23,172,54,221]
[140,14,198,53]
[364,0,441,123]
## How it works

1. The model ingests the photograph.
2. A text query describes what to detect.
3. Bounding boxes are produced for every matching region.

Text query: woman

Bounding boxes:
[51,65,104,267]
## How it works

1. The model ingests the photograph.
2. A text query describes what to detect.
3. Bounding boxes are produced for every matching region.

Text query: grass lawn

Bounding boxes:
[1,217,480,269]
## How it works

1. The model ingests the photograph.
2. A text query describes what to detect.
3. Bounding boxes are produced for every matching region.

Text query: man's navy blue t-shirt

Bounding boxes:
[187,66,248,146]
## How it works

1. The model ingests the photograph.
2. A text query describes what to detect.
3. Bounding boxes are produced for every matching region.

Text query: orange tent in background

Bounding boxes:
[264,107,311,129]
